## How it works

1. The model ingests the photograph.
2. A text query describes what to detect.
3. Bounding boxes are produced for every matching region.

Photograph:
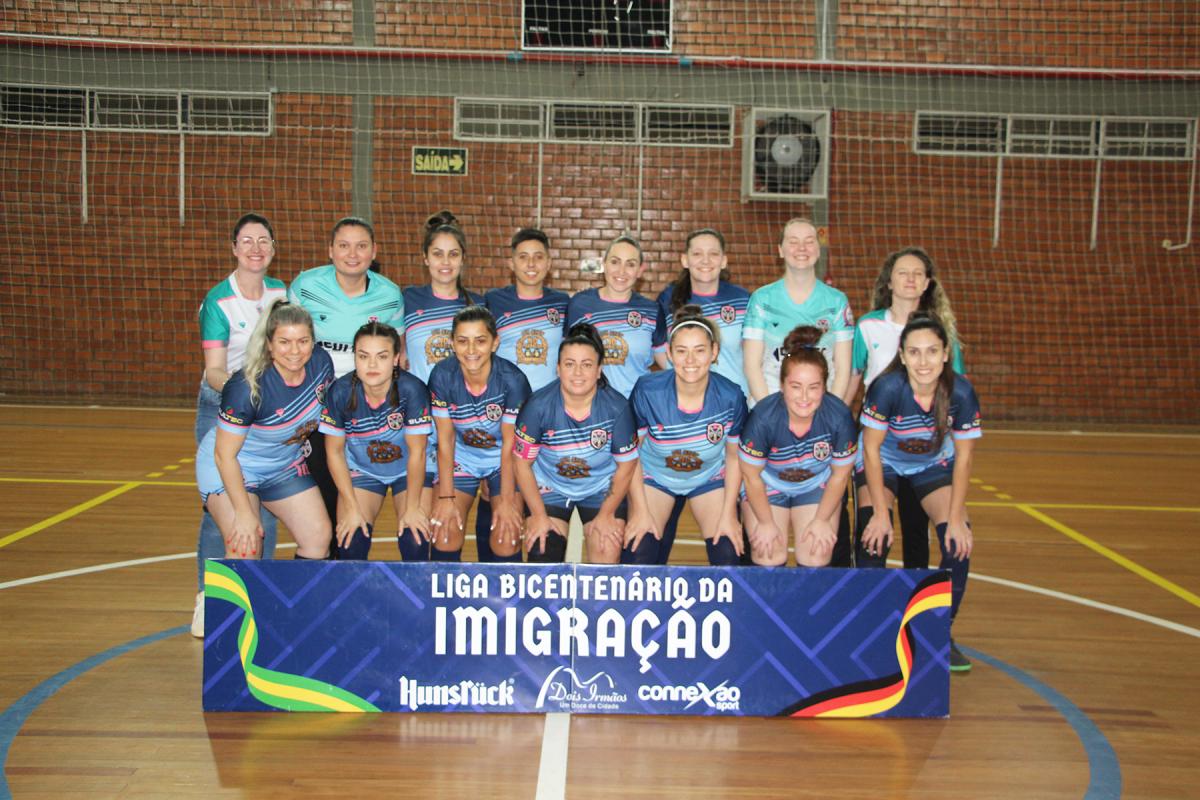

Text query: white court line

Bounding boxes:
[533,512,585,800]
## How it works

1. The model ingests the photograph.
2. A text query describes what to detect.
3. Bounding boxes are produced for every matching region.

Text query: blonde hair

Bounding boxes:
[870,247,962,353]
[243,299,315,405]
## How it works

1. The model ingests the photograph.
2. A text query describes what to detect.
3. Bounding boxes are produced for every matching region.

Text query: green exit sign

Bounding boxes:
[412,147,468,176]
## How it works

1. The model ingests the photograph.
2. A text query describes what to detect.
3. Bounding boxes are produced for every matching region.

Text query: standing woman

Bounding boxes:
[427,306,531,562]
[513,323,640,564]
[195,300,334,567]
[743,218,854,404]
[625,306,748,566]
[856,314,981,672]
[566,235,665,398]
[848,246,965,570]
[192,213,287,636]
[738,326,858,567]
[320,322,433,561]
[655,229,751,398]
[289,217,406,552]
[403,210,484,383]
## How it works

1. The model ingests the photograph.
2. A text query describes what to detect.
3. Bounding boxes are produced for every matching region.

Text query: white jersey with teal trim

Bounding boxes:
[288,265,405,378]
[743,278,854,396]
[198,274,287,373]
[852,308,966,389]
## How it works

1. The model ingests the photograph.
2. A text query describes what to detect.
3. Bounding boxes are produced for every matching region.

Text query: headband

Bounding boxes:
[669,319,715,341]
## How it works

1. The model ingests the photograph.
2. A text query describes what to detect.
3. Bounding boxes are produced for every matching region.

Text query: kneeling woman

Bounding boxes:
[625,305,748,565]
[738,325,857,567]
[856,313,981,671]
[196,300,334,560]
[428,306,531,562]
[321,322,433,561]
[513,323,639,564]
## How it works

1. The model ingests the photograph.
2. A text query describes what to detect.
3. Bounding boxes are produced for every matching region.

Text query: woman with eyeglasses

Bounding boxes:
[191,213,287,637]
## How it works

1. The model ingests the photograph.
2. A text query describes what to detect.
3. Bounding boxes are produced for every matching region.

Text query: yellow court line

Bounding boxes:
[0,482,142,549]
[0,477,195,488]
[971,500,1200,513]
[1016,503,1200,610]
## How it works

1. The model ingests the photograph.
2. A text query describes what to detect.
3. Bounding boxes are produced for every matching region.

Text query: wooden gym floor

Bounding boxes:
[0,405,1197,798]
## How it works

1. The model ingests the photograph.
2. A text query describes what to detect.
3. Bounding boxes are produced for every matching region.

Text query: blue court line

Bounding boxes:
[961,644,1121,800]
[0,625,188,800]
[0,627,1118,799]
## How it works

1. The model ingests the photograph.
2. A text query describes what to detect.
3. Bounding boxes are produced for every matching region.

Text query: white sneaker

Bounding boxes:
[191,591,205,638]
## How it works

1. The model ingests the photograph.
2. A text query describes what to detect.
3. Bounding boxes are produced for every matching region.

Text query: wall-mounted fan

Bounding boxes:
[742,109,830,201]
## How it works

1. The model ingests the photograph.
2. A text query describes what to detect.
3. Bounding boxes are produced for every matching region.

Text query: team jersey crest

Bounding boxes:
[779,466,816,483]
[813,441,831,461]
[627,310,643,328]
[602,331,629,365]
[720,305,736,324]
[556,456,590,479]
[706,422,725,444]
[516,329,549,366]
[485,403,503,422]
[665,449,702,473]
[386,412,404,431]
[463,428,497,449]
[367,440,403,463]
[547,307,561,325]
[590,428,609,450]
[424,329,454,365]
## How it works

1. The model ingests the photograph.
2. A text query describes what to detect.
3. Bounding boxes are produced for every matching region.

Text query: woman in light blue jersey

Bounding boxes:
[191,212,285,637]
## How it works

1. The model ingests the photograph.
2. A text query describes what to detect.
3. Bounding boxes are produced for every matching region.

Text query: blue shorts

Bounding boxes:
[350,471,409,497]
[644,474,724,500]
[202,460,316,504]
[544,501,628,524]
[440,468,502,498]
[741,483,826,509]
[854,460,954,502]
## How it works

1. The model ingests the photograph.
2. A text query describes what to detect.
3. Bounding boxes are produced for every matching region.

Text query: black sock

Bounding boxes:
[430,545,462,562]
[620,534,660,565]
[397,528,430,561]
[935,522,970,620]
[854,506,891,568]
[336,523,372,560]
[705,536,740,566]
[527,532,567,563]
[474,502,496,562]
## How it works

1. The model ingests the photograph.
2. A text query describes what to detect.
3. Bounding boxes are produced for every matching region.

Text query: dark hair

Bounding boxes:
[884,313,956,450]
[669,303,719,345]
[369,259,382,274]
[232,212,275,242]
[423,210,469,301]
[670,228,728,313]
[330,216,374,244]
[559,322,608,387]
[511,227,550,251]
[346,321,402,414]
[452,304,498,339]
[779,325,828,389]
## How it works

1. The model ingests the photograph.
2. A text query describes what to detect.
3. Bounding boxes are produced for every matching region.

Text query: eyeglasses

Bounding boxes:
[236,236,274,250]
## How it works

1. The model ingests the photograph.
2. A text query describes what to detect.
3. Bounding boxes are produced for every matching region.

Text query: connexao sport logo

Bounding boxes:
[638,680,741,711]
[397,676,515,711]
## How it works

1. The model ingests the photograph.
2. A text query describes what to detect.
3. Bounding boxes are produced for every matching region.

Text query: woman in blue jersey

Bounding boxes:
[403,210,484,383]
[848,247,965,571]
[427,306,532,562]
[513,323,640,564]
[321,322,434,561]
[738,325,857,567]
[626,305,748,566]
[856,313,981,672]
[192,212,286,636]
[566,235,665,398]
[655,229,751,397]
[196,299,334,563]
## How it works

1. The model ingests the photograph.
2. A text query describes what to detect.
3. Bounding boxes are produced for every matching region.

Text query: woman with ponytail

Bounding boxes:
[195,299,334,563]
[738,325,858,568]
[403,210,484,383]
[426,306,531,562]
[855,313,981,672]
[625,305,748,566]
[319,322,433,561]
[513,322,639,564]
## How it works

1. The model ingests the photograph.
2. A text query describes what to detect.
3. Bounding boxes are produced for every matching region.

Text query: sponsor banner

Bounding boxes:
[203,561,949,718]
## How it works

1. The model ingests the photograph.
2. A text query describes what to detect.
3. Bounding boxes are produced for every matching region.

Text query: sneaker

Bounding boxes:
[949,639,972,673]
[191,591,205,639]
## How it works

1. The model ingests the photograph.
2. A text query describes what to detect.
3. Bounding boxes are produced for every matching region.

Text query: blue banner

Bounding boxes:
[203,561,950,718]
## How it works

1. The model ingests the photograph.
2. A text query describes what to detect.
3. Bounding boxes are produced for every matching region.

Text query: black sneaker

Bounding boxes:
[949,639,972,673]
